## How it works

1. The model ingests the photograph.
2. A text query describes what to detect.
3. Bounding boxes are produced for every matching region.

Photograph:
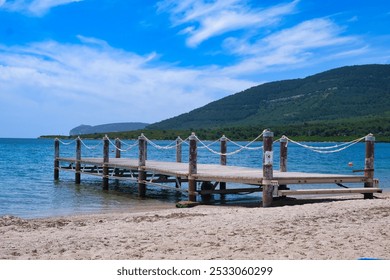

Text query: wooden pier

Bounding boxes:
[54,130,382,207]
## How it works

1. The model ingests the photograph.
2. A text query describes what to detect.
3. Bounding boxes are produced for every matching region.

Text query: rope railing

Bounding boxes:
[283,135,367,154]
[197,138,221,149]
[195,135,264,156]
[56,131,369,156]
[55,138,77,146]
[116,138,138,149]
[225,132,264,151]
[107,138,137,152]
[78,137,103,150]
[143,135,189,150]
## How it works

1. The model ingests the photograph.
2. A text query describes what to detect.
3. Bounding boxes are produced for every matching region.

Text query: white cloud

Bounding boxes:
[264,18,352,49]
[158,0,299,47]
[157,1,370,78]
[0,0,82,16]
[0,39,256,136]
[222,18,362,76]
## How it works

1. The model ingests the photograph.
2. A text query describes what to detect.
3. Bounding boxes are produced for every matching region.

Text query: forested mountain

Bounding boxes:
[148,64,390,133]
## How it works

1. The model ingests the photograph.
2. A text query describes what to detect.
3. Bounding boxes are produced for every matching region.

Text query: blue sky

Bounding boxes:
[1,0,390,137]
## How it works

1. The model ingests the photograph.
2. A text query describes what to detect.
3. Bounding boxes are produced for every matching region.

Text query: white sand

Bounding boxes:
[1,194,389,260]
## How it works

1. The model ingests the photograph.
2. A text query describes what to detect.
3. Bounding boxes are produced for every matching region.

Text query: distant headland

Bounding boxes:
[69,122,149,136]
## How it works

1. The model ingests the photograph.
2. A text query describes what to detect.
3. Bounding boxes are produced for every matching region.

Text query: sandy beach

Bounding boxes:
[1,193,389,260]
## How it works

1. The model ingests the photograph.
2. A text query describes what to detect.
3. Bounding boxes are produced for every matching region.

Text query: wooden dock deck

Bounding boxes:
[57,157,370,184]
[54,130,382,207]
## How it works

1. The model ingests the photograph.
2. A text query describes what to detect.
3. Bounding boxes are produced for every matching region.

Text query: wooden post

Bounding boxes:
[279,136,288,191]
[138,134,147,198]
[188,132,197,202]
[175,136,183,188]
[280,136,287,172]
[364,134,375,199]
[220,135,227,192]
[103,135,109,190]
[114,138,121,179]
[262,129,274,207]
[176,136,182,163]
[75,137,81,184]
[145,137,148,161]
[115,138,121,159]
[54,138,59,180]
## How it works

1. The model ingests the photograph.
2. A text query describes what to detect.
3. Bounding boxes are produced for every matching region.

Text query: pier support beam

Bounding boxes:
[54,138,59,180]
[175,137,183,188]
[138,134,147,198]
[176,136,182,163]
[188,133,197,202]
[364,134,375,199]
[115,138,121,159]
[279,136,288,192]
[114,138,121,178]
[75,137,81,184]
[103,135,109,190]
[262,129,274,207]
[219,135,227,193]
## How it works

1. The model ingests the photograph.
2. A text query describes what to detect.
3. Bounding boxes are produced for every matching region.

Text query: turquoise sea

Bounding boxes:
[0,137,389,219]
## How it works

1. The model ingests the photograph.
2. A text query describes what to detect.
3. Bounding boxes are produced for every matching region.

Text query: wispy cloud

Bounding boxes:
[157,0,370,77]
[0,38,256,135]
[0,0,82,16]
[222,18,362,76]
[157,0,299,47]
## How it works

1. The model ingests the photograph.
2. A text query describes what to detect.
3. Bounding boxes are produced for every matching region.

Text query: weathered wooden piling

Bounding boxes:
[103,135,109,190]
[54,138,59,180]
[188,133,197,202]
[114,138,121,178]
[220,135,227,192]
[75,137,81,184]
[176,136,182,163]
[364,134,375,199]
[280,136,287,172]
[138,134,147,197]
[175,136,183,188]
[262,129,274,207]
[115,138,121,159]
[279,136,288,191]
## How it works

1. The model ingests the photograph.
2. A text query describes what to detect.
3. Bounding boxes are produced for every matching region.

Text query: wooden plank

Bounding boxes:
[275,176,366,185]
[142,160,189,177]
[199,187,262,195]
[278,188,382,196]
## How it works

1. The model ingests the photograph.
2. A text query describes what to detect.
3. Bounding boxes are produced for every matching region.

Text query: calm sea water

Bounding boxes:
[0,137,389,218]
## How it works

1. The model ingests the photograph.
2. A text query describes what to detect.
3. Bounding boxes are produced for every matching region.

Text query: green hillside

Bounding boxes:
[148,64,390,138]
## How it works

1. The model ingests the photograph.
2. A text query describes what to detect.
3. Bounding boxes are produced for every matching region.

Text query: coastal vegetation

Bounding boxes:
[40,116,390,142]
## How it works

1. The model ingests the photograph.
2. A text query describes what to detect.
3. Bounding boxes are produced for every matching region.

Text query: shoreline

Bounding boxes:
[1,193,389,260]
[5,189,389,220]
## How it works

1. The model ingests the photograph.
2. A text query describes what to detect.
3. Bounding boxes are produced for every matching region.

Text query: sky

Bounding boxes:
[0,0,390,137]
